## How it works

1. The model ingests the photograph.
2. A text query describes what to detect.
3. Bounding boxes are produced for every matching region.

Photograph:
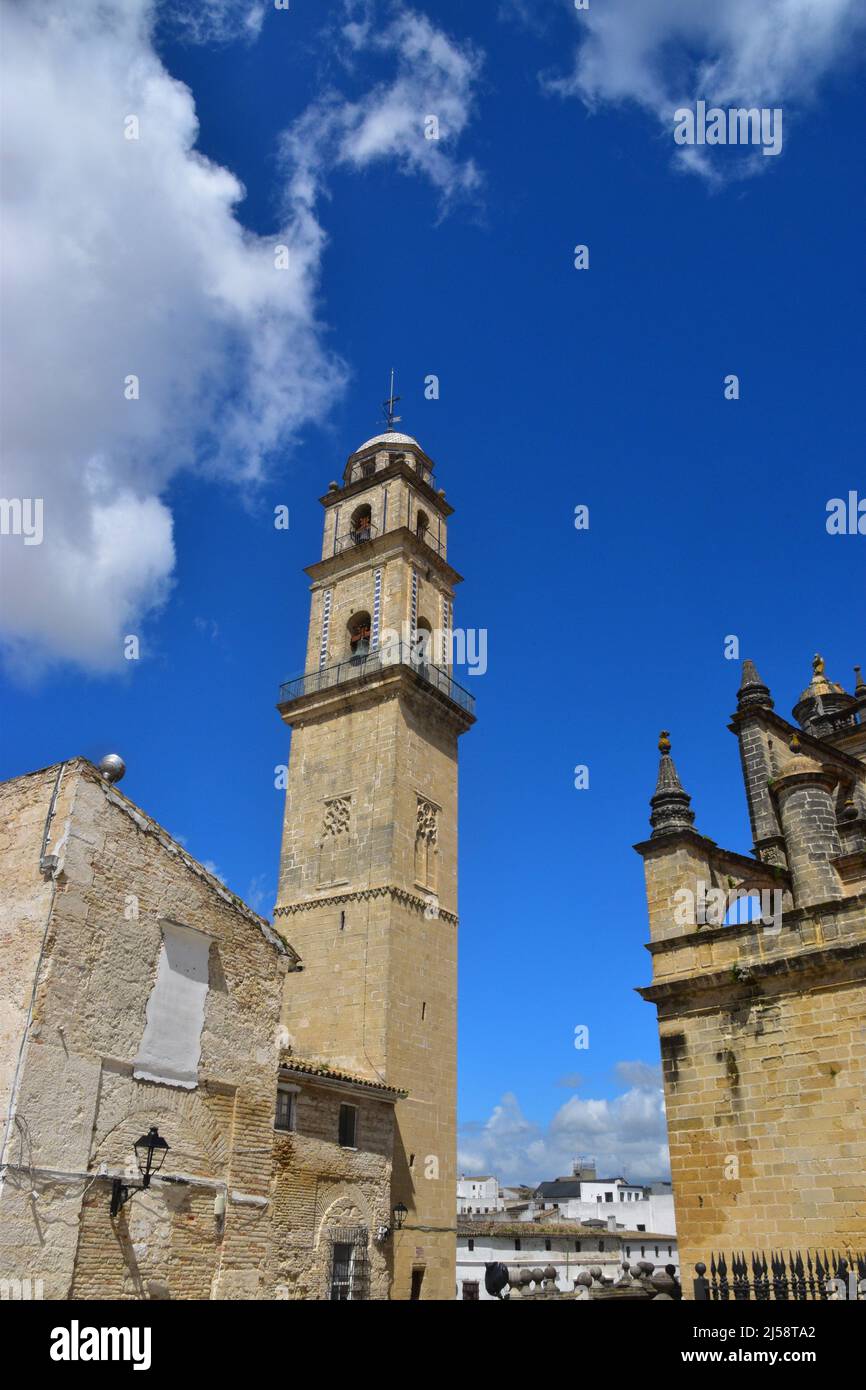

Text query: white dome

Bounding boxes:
[352,430,419,454]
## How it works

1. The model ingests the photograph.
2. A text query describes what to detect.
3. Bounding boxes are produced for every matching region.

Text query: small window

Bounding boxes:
[421,1001,426,1021]
[468,1239,474,1252]
[275,1085,297,1133]
[640,1245,646,1258]
[597,1240,604,1252]
[605,1192,613,1202]
[462,1280,479,1301]
[339,910,346,931]
[626,1246,631,1258]
[338,1103,358,1148]
[668,1246,673,1257]
[544,1239,551,1252]
[574,1242,581,1253]
[514,1239,521,1251]
[637,1224,645,1232]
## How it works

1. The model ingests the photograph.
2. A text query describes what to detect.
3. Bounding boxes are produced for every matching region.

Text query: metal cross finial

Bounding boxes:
[382,368,402,430]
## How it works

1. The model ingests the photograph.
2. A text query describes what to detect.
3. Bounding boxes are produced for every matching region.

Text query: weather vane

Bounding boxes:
[382,368,402,430]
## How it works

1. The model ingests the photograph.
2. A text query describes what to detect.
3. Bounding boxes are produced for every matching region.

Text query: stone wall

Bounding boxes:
[0,760,288,1300]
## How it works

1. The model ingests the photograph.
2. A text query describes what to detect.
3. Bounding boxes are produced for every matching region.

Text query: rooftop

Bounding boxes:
[279,1053,408,1100]
[457,1219,675,1241]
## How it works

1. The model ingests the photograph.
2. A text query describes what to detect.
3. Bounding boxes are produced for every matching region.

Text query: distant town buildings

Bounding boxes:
[456,1159,677,1298]
[457,1175,504,1215]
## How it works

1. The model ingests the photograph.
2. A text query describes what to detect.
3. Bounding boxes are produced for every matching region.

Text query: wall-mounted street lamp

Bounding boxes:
[110,1127,170,1218]
[392,1202,408,1230]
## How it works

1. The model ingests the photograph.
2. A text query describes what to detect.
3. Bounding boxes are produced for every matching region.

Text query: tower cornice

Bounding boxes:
[305,525,464,588]
[274,883,459,928]
[320,457,454,518]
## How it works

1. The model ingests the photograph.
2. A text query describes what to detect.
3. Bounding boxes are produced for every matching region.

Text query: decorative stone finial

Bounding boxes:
[737,659,774,711]
[855,665,865,693]
[650,732,697,837]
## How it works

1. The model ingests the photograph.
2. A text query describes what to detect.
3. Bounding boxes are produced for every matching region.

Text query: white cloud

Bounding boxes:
[459,1064,669,1185]
[162,0,266,45]
[0,0,344,677]
[1,1,482,679]
[281,5,483,210]
[549,0,866,179]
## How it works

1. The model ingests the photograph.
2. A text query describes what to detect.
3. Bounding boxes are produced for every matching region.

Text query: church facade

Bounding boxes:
[636,657,866,1282]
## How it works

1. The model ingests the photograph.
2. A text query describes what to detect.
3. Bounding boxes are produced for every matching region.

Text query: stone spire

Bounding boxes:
[854,665,866,710]
[650,731,696,837]
[737,658,774,711]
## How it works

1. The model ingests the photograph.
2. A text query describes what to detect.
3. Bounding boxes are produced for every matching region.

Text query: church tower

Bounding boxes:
[274,416,475,1300]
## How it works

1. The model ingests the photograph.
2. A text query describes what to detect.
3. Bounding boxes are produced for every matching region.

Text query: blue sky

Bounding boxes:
[2,0,864,1183]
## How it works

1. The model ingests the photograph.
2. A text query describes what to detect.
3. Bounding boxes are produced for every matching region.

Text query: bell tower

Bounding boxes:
[274,421,475,1300]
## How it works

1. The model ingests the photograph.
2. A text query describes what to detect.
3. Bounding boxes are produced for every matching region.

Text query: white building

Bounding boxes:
[457,1174,505,1215]
[535,1171,675,1239]
[456,1220,680,1300]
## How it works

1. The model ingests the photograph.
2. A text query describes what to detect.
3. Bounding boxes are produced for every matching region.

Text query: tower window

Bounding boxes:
[421,1001,427,1021]
[338,1103,358,1149]
[275,1085,297,1133]
[416,509,429,542]
[414,797,439,892]
[339,910,346,931]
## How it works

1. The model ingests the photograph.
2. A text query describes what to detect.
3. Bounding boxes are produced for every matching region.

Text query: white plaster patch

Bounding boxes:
[133,921,211,1089]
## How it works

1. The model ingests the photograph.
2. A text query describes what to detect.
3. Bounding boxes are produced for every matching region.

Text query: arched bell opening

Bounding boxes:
[348,612,372,661]
[350,505,373,544]
[414,617,433,670]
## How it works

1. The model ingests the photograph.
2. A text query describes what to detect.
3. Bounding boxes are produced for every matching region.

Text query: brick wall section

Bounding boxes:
[269,1083,395,1300]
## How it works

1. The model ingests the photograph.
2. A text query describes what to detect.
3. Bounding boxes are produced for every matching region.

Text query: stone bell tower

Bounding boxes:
[274,418,475,1300]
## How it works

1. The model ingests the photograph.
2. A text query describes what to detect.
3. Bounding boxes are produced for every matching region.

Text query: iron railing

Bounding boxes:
[416,527,446,559]
[333,521,379,553]
[693,1251,866,1301]
[278,641,475,717]
[332,521,447,560]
